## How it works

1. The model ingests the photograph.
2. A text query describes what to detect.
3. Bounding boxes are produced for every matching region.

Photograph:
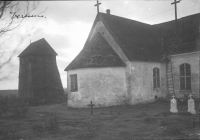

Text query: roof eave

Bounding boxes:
[64,64,126,71]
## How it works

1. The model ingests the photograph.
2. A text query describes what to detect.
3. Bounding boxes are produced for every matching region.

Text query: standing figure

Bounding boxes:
[170,95,178,113]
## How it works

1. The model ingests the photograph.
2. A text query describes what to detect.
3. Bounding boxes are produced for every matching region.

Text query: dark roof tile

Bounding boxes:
[99,13,164,62]
[154,13,200,54]
[65,33,126,71]
[65,13,199,70]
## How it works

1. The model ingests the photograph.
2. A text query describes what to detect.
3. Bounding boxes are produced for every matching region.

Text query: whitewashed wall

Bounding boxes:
[171,52,199,98]
[67,67,127,108]
[129,61,167,105]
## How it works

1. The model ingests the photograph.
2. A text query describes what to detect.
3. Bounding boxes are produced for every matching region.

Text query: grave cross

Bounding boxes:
[171,0,181,31]
[172,95,176,103]
[94,0,101,14]
[88,101,95,115]
[189,93,193,99]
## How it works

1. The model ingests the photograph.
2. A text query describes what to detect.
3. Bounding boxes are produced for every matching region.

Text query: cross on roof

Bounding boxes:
[94,0,101,14]
[171,0,181,31]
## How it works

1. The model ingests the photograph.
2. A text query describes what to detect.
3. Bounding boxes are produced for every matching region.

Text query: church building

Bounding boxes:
[65,10,199,108]
[18,38,64,103]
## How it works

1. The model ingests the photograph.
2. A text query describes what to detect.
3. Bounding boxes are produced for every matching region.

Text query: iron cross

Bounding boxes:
[88,101,95,115]
[94,0,101,14]
[171,0,181,31]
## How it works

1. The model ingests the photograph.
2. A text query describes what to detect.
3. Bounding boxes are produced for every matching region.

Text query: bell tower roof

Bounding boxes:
[18,38,57,57]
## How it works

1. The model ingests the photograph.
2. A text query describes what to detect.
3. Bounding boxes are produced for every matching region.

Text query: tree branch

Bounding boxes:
[0,1,41,81]
[0,1,7,19]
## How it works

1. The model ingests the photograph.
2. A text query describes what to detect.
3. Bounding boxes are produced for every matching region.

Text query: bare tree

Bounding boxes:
[0,1,42,81]
[0,1,40,35]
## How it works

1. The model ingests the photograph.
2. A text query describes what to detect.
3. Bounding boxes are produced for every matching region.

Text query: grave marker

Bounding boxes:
[88,101,95,115]
[170,95,178,113]
[187,93,196,114]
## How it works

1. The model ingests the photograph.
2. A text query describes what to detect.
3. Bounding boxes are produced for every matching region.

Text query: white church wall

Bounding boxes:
[171,52,199,98]
[67,67,127,108]
[129,61,167,105]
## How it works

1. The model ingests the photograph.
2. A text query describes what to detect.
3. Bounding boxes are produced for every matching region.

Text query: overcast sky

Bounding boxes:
[0,0,199,90]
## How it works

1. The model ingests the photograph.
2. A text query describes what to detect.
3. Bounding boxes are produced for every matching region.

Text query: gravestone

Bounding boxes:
[187,93,196,114]
[170,95,178,113]
[88,101,95,115]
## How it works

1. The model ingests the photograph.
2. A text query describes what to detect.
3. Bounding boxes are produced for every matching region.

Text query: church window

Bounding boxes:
[153,67,160,88]
[70,74,78,92]
[180,63,191,90]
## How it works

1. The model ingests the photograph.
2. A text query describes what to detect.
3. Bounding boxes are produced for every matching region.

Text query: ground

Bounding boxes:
[0,99,199,140]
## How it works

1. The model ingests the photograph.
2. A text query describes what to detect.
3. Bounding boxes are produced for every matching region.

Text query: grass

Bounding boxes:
[0,99,199,140]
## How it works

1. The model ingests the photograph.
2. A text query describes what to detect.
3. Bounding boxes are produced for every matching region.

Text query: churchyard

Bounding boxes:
[0,98,199,140]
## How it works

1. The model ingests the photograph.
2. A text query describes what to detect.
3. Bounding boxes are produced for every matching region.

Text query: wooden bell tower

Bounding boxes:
[18,38,64,103]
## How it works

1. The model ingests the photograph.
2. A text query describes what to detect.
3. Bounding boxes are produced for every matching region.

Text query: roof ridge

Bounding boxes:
[99,12,159,28]
[31,38,45,44]
[18,38,57,57]
[154,12,200,26]
[98,12,163,62]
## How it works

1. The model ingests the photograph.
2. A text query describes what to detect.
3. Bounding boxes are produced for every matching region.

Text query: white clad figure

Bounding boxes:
[170,95,178,113]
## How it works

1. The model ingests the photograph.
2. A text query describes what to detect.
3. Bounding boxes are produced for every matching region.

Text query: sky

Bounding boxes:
[0,0,199,90]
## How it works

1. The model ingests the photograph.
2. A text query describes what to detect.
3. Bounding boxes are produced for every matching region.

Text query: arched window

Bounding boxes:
[153,67,160,88]
[180,63,191,90]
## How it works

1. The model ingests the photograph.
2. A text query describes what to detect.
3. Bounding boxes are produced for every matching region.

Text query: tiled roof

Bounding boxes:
[154,13,200,55]
[65,12,199,71]
[99,13,164,62]
[65,33,126,71]
[18,38,57,57]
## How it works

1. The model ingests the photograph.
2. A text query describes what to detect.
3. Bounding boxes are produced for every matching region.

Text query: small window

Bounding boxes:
[180,63,191,90]
[70,74,78,92]
[153,67,160,88]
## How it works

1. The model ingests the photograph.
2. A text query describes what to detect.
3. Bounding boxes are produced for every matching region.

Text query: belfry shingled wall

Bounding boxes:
[19,55,64,102]
[18,39,64,103]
